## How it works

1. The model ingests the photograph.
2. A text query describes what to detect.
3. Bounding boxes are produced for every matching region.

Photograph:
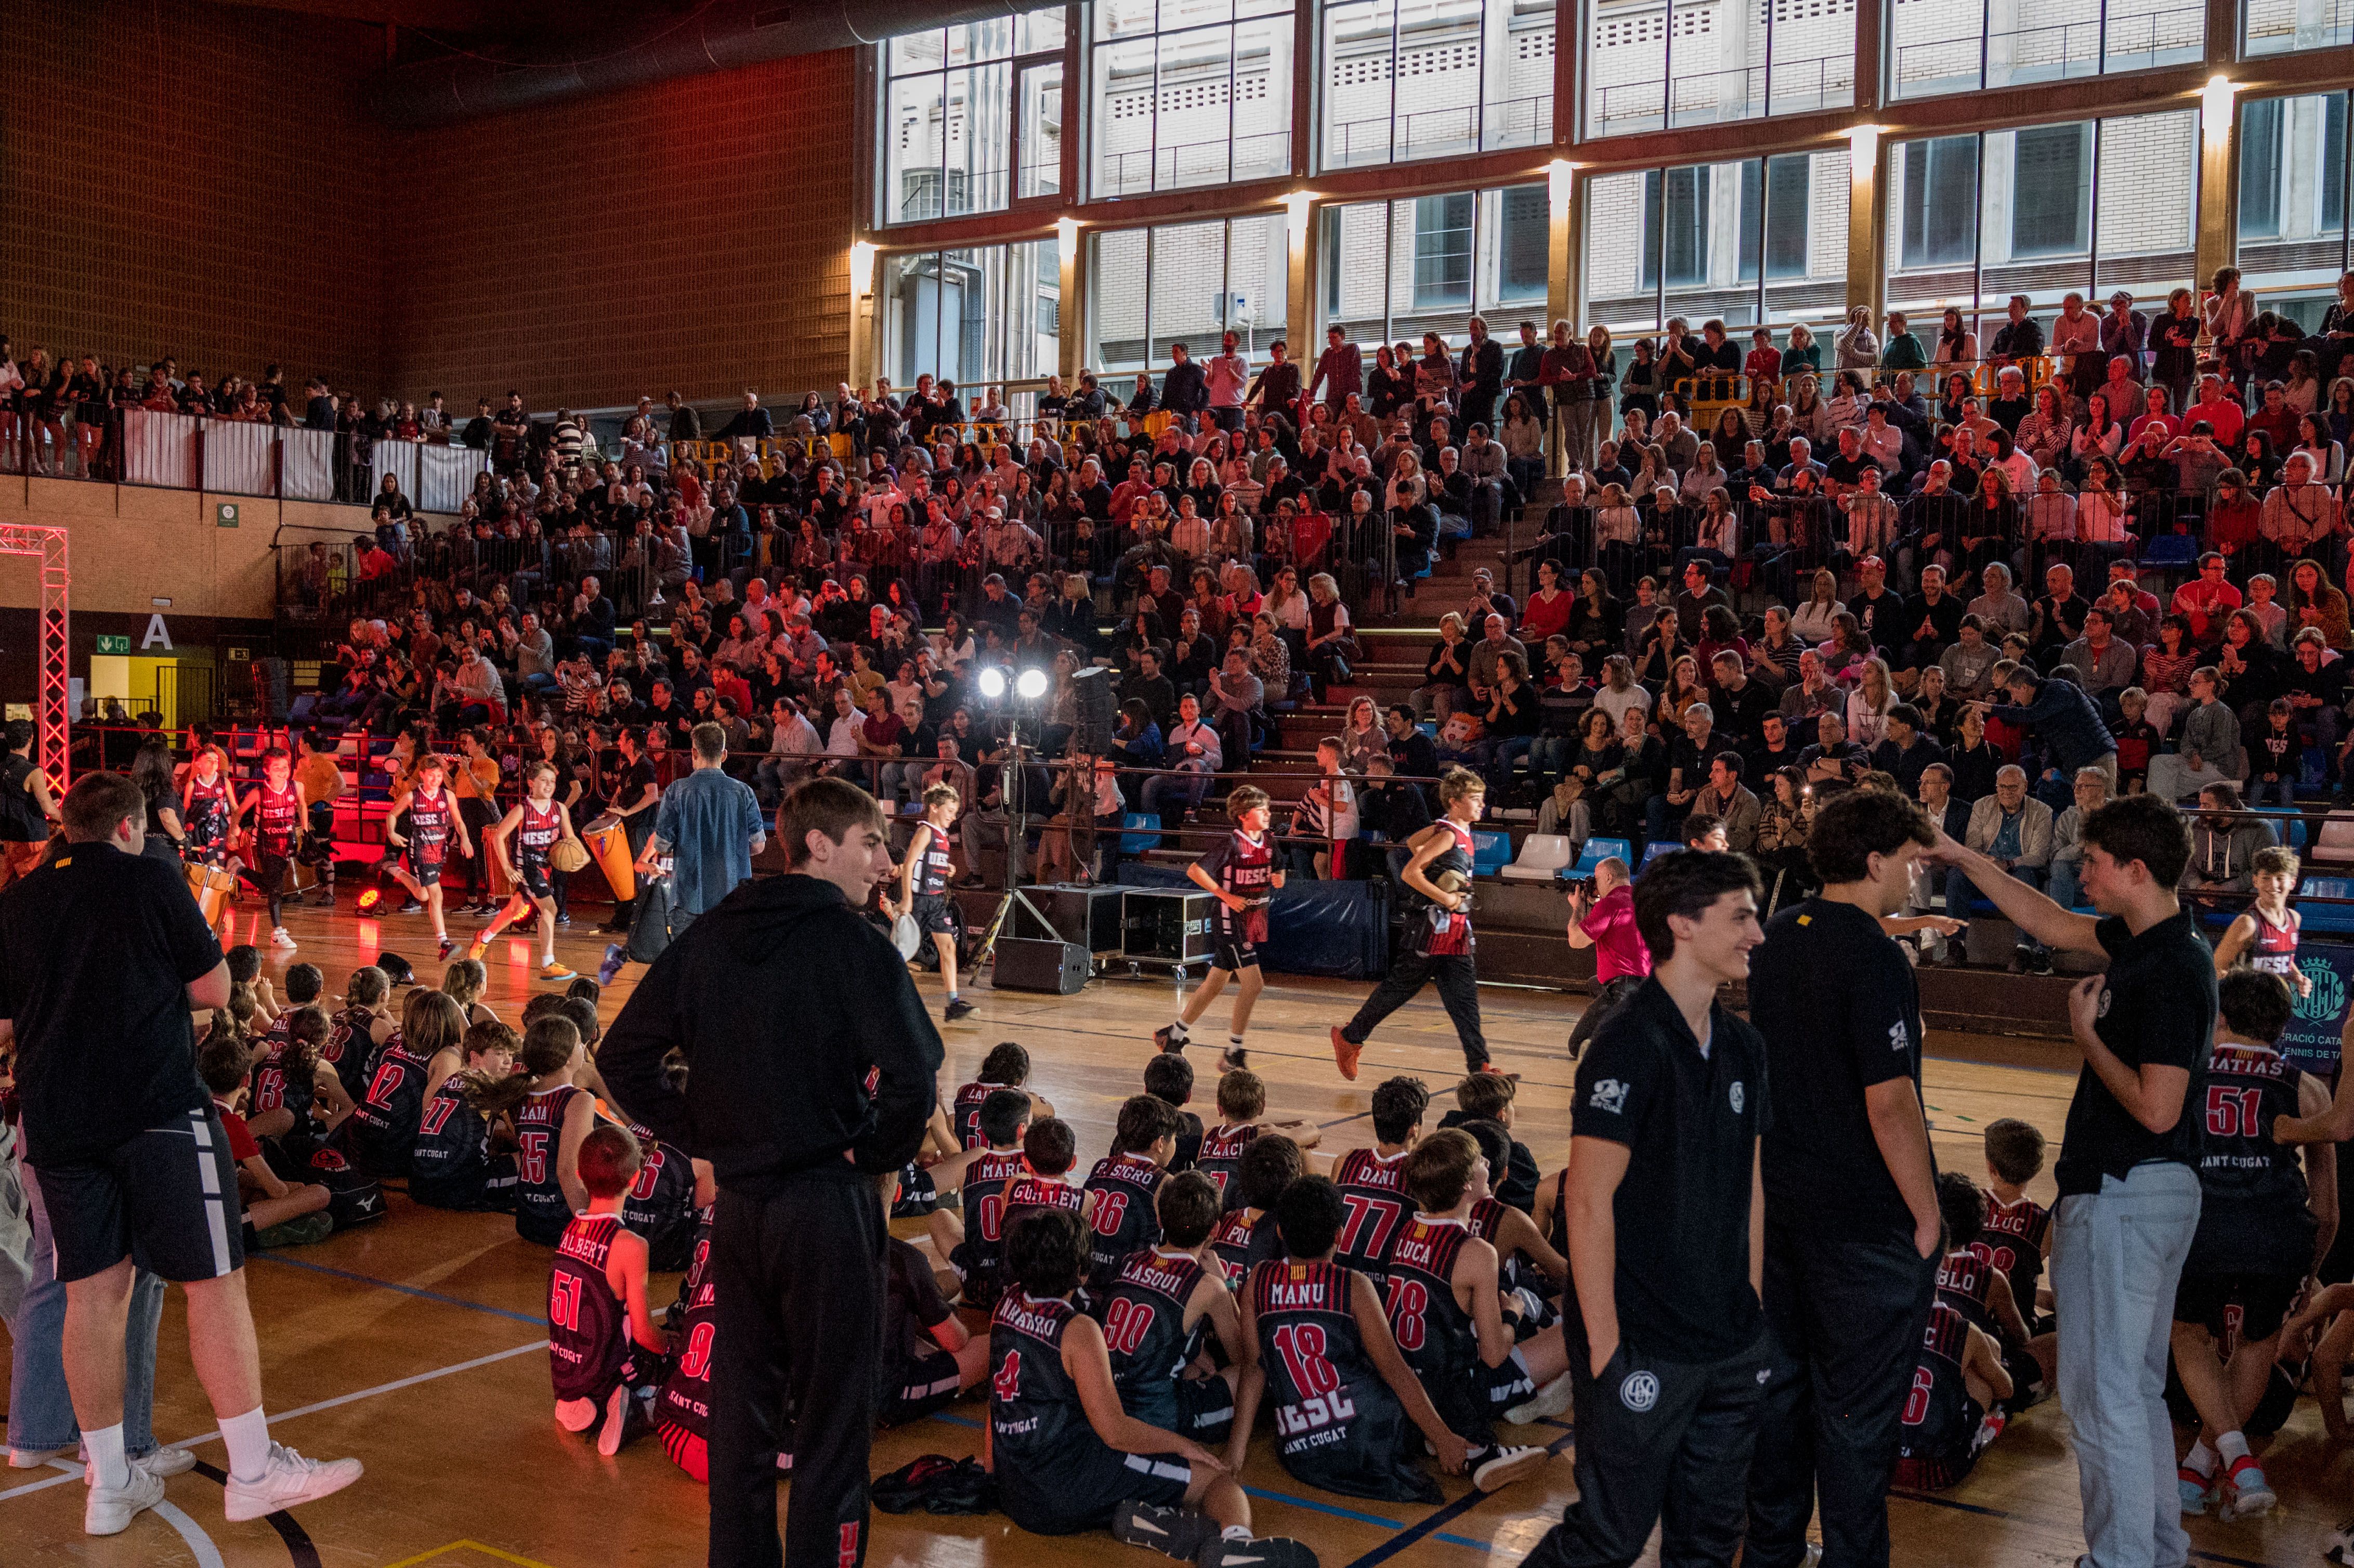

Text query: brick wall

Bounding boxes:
[0,0,385,390]
[381,51,859,412]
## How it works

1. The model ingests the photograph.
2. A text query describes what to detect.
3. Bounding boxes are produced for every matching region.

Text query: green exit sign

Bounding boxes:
[95,634,130,655]
[216,503,240,528]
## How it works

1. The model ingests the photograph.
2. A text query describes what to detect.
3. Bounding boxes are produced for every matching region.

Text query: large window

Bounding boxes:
[1883,111,2199,338]
[880,242,1061,406]
[1889,0,2202,101]
[1317,185,1548,349]
[883,13,1065,225]
[1089,0,1294,199]
[1319,0,1555,170]
[1088,216,1289,375]
[2244,0,2353,55]
[1585,0,1853,139]
[2238,92,2352,329]
[1580,151,1849,334]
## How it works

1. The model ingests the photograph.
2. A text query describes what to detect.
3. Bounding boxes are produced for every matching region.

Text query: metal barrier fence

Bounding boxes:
[3,408,491,504]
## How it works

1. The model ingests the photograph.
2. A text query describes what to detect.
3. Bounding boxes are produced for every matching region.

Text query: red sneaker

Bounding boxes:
[1331,1026,1362,1082]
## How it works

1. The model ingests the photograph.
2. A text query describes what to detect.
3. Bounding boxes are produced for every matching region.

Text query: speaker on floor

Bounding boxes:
[1072,664,1117,755]
[992,935,1091,995]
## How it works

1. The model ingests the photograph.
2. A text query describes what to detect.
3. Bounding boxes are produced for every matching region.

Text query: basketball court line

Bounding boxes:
[0,1340,546,1504]
[383,1540,562,1568]
[251,1253,546,1324]
[155,1498,230,1568]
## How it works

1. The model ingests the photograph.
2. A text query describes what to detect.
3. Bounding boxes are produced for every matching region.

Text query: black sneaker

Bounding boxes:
[438,937,455,962]
[1111,1502,1217,1562]
[2026,949,2053,975]
[1199,1536,1317,1568]
[397,899,425,915]
[1153,1025,1187,1054]
[1219,1048,1248,1074]
[555,913,572,927]
[944,997,977,1022]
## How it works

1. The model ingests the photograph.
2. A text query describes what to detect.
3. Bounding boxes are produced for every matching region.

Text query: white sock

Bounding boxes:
[2217,1430,2251,1467]
[2185,1439,2217,1478]
[83,1424,130,1491]
[1229,1034,1246,1052]
[220,1406,271,1484]
[1168,1018,1188,1037]
[1222,1524,1252,1541]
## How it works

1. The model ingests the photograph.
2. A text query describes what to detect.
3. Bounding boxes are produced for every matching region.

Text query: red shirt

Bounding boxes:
[212,1097,261,1164]
[1578,883,1652,984]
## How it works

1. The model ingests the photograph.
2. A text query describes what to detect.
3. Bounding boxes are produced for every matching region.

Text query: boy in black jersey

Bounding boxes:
[233,748,307,951]
[1450,1118,1573,1321]
[1144,1053,1206,1172]
[987,1208,1312,1566]
[1329,1077,1428,1282]
[928,1089,1036,1315]
[383,753,473,963]
[1096,1172,1245,1446]
[1082,1096,1182,1293]
[1211,1133,1304,1289]
[1332,768,1492,1080]
[950,1041,1056,1148]
[879,1171,991,1427]
[1932,1175,2039,1410]
[1892,1302,2012,1491]
[548,1125,670,1457]
[1193,1069,1320,1207]
[1388,1130,1568,1488]
[885,783,974,1022]
[1157,785,1283,1072]
[1231,1174,1471,1504]
[1978,1119,2053,1329]
[470,759,581,982]
[1440,1072,1539,1211]
[2176,968,2331,1520]
[342,987,463,1179]
[410,1020,521,1212]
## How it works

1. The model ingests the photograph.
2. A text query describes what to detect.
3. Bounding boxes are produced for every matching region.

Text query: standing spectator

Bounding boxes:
[1205,331,1249,434]
[1562,857,1649,1057]
[1161,343,1208,425]
[1459,316,1506,432]
[1521,853,1769,1568]
[1306,325,1362,417]
[1746,790,1942,1568]
[1930,795,2210,1568]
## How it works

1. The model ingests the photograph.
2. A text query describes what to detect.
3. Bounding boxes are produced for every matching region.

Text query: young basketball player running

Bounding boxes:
[1329,1077,1428,1282]
[179,743,238,871]
[383,752,472,962]
[1095,1171,1245,1447]
[1384,1129,1566,1485]
[1231,1174,1472,1505]
[987,1207,1314,1567]
[950,1041,1056,1148]
[1892,1300,2013,1491]
[1157,784,1283,1072]
[2213,845,2313,1000]
[410,1020,521,1212]
[2173,968,2332,1519]
[550,1124,673,1456]
[233,747,307,950]
[1332,768,1493,1080]
[1082,1096,1183,1293]
[470,759,580,980]
[1193,1068,1320,1205]
[885,783,974,1021]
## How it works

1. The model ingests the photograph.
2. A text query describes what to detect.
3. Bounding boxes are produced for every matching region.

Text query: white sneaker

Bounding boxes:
[1505,1371,1573,1425]
[84,1462,165,1536]
[138,1447,198,1479]
[270,927,297,950]
[9,1446,65,1469]
[221,1443,362,1522]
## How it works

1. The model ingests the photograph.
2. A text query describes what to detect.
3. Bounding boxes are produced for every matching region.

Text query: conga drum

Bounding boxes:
[187,863,238,924]
[583,815,635,902]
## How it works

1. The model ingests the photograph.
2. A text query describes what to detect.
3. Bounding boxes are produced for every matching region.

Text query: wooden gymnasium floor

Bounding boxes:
[4,898,2351,1568]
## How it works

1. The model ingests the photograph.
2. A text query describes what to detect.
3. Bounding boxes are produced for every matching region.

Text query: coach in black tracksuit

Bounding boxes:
[1743,790,1943,1568]
[602,778,943,1568]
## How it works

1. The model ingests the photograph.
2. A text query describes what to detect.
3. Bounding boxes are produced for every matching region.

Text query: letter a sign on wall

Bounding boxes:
[142,614,173,651]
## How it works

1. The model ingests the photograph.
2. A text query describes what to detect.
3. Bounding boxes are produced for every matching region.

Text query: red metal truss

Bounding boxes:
[0,525,70,788]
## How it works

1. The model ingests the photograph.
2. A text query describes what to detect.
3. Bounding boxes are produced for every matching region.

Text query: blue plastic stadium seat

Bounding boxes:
[2301,877,2354,935]
[1640,840,1679,869]
[1119,813,1159,857]
[1574,837,1632,876]
[1472,830,1511,876]
[2141,533,2200,569]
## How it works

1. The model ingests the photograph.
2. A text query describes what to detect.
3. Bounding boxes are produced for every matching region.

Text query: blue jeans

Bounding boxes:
[2053,1163,2201,1568]
[1488,735,1537,793]
[7,1162,167,1458]
[1143,768,1212,831]
[1943,864,2047,953]
[2048,855,2083,911]
[2247,775,2296,813]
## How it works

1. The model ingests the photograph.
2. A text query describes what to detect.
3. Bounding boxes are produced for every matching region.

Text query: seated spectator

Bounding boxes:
[1945,764,2055,972]
[2180,782,2277,904]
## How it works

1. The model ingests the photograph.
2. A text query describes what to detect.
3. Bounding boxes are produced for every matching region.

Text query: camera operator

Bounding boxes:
[1565,855,1649,1059]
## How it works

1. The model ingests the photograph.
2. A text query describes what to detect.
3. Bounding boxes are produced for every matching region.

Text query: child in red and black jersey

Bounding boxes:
[1332,767,1493,1080]
[951,1041,1056,1149]
[198,1034,332,1249]
[324,965,396,1105]
[1193,1069,1320,1207]
[233,747,307,950]
[1156,785,1284,1073]
[470,759,580,982]
[341,987,464,1180]
[1082,1097,1181,1294]
[1893,1302,2012,1491]
[928,1089,1037,1316]
[1211,1134,1305,1289]
[1328,1077,1429,1283]
[1093,1172,1243,1446]
[411,1020,521,1212]
[383,753,474,963]
[548,1125,670,1457]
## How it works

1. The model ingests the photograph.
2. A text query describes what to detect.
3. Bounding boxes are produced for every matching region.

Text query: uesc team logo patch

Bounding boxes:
[1620,1370,1660,1413]
[2297,959,2344,1022]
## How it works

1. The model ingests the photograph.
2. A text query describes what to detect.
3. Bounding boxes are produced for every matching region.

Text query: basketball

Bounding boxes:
[550,837,591,873]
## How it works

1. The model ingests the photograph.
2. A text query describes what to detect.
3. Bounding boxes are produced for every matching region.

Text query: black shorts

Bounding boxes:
[911,893,956,937]
[33,1107,249,1284]
[1000,1442,1192,1535]
[1894,1399,1992,1492]
[1172,1372,1236,1444]
[1428,1348,1537,1441]
[2172,1270,2301,1343]
[1212,907,1265,973]
[878,1347,965,1427]
[406,843,446,886]
[516,859,553,900]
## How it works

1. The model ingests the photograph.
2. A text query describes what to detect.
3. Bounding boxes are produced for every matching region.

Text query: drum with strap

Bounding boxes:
[187,862,239,924]
[582,815,635,901]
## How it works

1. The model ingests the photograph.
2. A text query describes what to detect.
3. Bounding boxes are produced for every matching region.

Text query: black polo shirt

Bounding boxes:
[2054,911,2215,1196]
[1753,899,1928,1242]
[1572,978,1769,1361]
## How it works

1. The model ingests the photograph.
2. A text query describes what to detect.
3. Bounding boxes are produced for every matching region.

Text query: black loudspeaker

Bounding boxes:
[1071,664,1117,754]
[992,935,1091,994]
[255,657,291,722]
[1029,883,1128,952]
